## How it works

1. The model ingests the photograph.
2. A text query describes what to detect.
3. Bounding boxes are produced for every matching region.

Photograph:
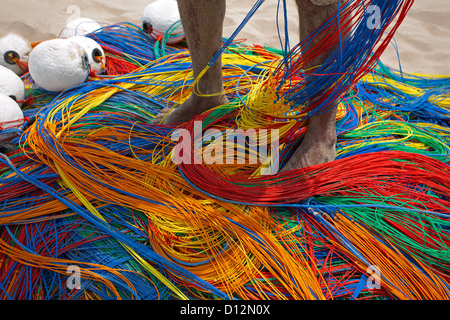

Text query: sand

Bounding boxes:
[0,0,449,75]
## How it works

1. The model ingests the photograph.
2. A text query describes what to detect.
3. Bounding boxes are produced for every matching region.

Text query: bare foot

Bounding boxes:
[152,94,229,125]
[280,106,338,172]
[280,133,336,172]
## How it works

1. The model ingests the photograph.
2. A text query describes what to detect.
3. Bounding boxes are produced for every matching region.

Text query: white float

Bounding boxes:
[0,93,24,141]
[69,36,106,74]
[59,18,102,39]
[0,33,32,76]
[141,0,185,44]
[28,39,90,92]
[0,65,26,106]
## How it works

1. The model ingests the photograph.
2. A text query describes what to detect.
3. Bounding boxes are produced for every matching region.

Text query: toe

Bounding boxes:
[152,108,171,124]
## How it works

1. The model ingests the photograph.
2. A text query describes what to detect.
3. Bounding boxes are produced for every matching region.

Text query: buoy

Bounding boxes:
[141,0,185,44]
[0,93,24,142]
[0,33,32,76]
[59,18,102,39]
[0,65,26,106]
[69,36,106,75]
[28,39,90,92]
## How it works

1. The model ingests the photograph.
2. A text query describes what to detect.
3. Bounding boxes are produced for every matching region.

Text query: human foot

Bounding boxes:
[280,131,337,172]
[152,94,229,125]
[280,106,338,172]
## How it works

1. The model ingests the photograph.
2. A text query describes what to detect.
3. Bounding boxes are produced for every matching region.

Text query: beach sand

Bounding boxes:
[0,0,449,75]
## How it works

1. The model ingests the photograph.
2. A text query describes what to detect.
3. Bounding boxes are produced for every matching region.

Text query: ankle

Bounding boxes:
[304,128,337,148]
[189,91,228,105]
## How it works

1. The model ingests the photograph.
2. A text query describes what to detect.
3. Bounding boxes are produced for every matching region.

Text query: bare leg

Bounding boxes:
[152,0,229,124]
[281,0,344,171]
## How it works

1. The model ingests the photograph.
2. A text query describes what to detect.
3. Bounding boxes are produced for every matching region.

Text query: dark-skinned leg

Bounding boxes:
[281,0,344,171]
[152,0,229,124]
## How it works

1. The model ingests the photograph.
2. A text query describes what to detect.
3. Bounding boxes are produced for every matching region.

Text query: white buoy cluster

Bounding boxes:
[0,17,105,147]
[0,19,105,95]
[29,17,106,93]
[0,3,186,149]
